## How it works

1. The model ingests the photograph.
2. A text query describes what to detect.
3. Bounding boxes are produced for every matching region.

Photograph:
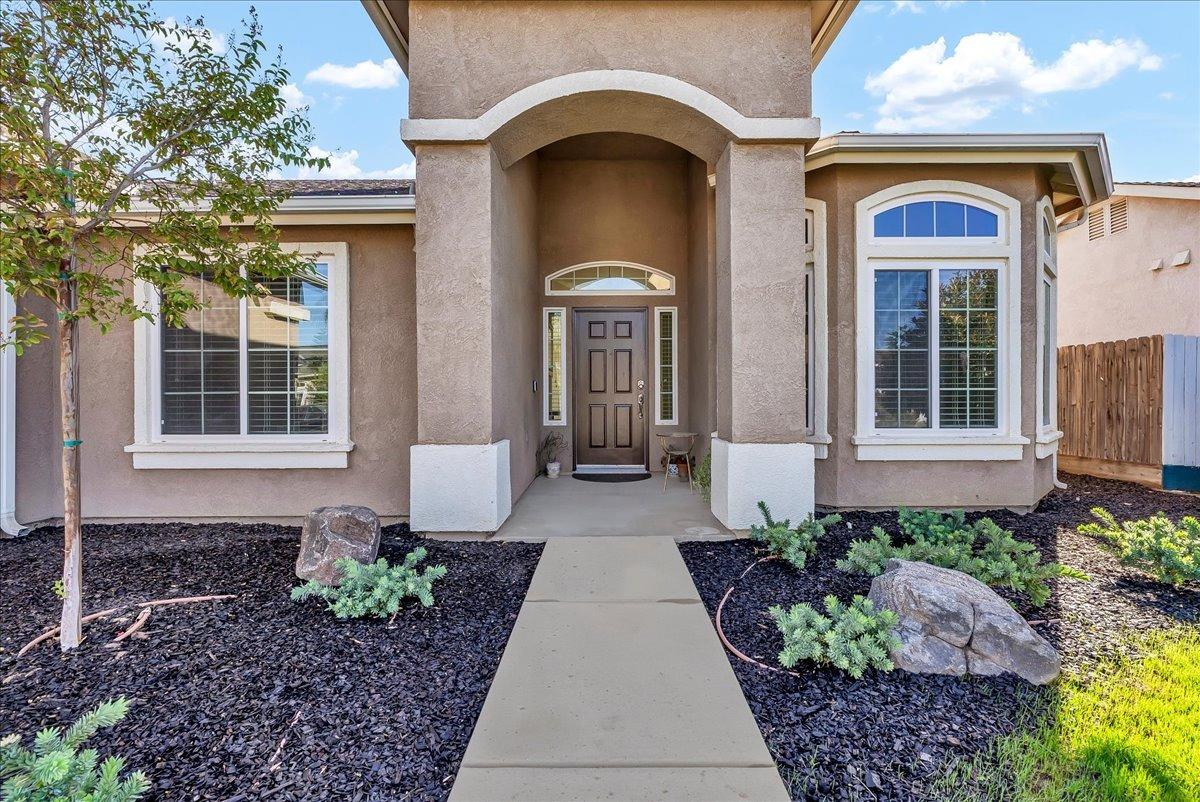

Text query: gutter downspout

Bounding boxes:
[1,282,29,537]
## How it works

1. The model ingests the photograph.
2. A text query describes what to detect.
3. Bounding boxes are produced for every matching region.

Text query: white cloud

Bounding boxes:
[866,33,1163,132]
[279,83,311,110]
[294,146,415,179]
[150,17,226,55]
[891,0,963,13]
[1183,173,1200,183]
[305,58,402,89]
[1159,91,1176,101]
[846,111,865,120]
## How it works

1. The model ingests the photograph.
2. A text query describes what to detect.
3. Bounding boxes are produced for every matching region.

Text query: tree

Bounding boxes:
[0,1,328,650]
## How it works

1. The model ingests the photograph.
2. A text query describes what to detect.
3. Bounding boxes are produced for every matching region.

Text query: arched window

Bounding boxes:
[854,181,1025,461]
[872,200,999,238]
[546,261,674,296]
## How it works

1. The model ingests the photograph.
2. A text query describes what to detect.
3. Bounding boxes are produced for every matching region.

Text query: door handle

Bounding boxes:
[637,392,644,419]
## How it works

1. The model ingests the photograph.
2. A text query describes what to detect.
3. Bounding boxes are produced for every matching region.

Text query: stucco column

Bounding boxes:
[410,142,512,531]
[711,142,814,528]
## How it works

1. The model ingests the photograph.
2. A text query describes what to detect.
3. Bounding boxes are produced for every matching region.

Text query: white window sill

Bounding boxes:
[806,433,832,460]
[1034,430,1063,459]
[851,434,1029,462]
[124,440,354,470]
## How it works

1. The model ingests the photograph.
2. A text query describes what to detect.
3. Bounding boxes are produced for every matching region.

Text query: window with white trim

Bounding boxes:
[655,307,677,425]
[854,183,1025,461]
[804,199,830,458]
[128,242,352,469]
[1035,197,1060,457]
[543,307,566,425]
[546,261,674,296]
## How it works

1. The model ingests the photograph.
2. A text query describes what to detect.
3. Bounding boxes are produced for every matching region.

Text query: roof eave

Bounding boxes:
[361,0,409,75]
[806,133,1113,216]
[812,1,859,67]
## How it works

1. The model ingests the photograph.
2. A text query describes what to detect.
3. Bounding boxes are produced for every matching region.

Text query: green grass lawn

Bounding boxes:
[937,628,1200,802]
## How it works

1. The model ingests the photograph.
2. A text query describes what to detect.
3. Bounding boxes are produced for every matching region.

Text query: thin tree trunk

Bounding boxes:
[58,271,82,651]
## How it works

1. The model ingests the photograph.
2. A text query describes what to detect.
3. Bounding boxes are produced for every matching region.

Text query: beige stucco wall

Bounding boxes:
[16,225,417,522]
[490,152,542,498]
[14,296,63,524]
[407,0,812,121]
[808,163,1056,510]
[535,135,711,471]
[1058,194,1200,344]
[685,157,717,459]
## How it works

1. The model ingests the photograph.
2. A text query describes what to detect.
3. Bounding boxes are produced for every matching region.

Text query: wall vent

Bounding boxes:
[1088,206,1106,240]
[1109,198,1128,234]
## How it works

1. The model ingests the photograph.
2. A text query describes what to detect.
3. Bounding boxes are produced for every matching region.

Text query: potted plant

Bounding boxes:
[538,432,566,478]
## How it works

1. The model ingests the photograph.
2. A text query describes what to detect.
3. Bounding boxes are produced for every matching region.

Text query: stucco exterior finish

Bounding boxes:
[1058,194,1199,344]
[15,225,416,522]
[715,142,808,444]
[535,136,709,470]
[807,163,1056,510]
[407,1,812,121]
[14,296,63,524]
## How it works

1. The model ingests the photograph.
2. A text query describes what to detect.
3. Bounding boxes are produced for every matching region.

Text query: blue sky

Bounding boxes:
[162,0,1199,182]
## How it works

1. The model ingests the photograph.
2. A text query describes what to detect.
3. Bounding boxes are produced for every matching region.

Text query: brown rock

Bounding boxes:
[295,505,381,585]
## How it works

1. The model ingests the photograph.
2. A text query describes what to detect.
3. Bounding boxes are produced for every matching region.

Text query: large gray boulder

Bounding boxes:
[867,558,1060,685]
[295,505,381,586]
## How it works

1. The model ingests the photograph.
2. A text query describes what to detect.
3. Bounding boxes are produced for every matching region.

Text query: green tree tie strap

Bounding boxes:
[63,439,83,448]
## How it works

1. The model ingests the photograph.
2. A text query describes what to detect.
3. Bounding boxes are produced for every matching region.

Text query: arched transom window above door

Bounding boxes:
[546,261,675,296]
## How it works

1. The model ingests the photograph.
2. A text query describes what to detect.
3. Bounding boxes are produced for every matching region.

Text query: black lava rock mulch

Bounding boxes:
[0,523,542,802]
[679,474,1198,802]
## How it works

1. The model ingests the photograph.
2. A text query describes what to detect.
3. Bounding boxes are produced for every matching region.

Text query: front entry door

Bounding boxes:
[573,309,648,467]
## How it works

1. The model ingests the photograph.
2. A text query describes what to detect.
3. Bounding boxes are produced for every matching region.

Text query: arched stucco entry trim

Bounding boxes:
[401,69,820,166]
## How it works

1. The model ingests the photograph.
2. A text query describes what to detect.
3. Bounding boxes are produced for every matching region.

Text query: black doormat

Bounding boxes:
[572,471,651,483]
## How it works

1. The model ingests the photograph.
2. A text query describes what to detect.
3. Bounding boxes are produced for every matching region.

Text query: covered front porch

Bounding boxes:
[491,474,732,541]
[404,71,820,534]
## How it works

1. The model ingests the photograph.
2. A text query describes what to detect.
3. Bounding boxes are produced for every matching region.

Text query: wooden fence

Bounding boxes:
[1057,336,1164,484]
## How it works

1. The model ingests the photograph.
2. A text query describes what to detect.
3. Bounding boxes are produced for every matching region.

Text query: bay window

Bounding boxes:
[854,182,1026,461]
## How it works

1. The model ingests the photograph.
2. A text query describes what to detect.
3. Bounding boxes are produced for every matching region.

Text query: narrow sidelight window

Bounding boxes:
[161,264,332,435]
[543,308,566,425]
[655,307,677,425]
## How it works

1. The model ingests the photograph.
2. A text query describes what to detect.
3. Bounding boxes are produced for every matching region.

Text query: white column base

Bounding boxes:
[410,440,512,532]
[710,436,815,530]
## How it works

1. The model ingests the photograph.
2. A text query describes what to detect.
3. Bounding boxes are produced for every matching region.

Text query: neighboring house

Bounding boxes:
[1058,181,1200,345]
[1,0,1115,537]
[1053,182,1199,492]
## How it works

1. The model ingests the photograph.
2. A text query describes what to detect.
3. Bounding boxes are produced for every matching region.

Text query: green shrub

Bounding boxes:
[837,508,1086,607]
[1,697,149,802]
[291,548,448,619]
[750,501,842,570]
[768,595,900,679]
[693,454,711,503]
[1079,508,1200,587]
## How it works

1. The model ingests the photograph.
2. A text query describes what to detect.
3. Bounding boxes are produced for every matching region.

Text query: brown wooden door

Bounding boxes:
[573,309,648,467]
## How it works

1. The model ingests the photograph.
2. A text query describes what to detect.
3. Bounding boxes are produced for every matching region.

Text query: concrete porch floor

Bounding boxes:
[491,475,733,541]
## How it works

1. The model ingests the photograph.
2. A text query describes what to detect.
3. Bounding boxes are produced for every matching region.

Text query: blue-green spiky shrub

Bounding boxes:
[1079,507,1200,587]
[291,548,448,619]
[768,595,900,679]
[836,508,1087,607]
[1,697,149,802]
[749,501,841,571]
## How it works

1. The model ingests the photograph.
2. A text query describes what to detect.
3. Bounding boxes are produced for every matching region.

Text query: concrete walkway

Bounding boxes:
[493,476,733,541]
[449,537,789,802]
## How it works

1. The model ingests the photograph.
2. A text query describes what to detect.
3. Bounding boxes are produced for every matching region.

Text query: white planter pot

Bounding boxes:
[546,461,561,478]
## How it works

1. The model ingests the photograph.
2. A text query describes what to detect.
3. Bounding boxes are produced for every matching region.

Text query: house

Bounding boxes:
[1,0,1116,537]
[1057,181,1199,346]
[1052,181,1199,492]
